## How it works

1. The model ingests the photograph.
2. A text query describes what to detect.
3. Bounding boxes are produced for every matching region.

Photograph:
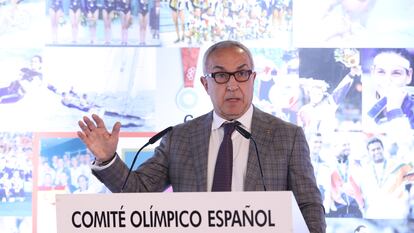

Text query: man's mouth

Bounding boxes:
[226,97,240,102]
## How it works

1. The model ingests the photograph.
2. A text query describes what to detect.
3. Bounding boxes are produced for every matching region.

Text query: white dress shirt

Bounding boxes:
[207,105,253,191]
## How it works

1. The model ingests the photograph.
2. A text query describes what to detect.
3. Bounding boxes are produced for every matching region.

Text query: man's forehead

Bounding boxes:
[209,47,247,60]
[207,55,251,69]
[369,142,382,148]
[373,52,411,70]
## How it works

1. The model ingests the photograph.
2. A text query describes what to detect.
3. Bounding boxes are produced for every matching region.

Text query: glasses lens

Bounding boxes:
[212,72,230,84]
[235,70,252,82]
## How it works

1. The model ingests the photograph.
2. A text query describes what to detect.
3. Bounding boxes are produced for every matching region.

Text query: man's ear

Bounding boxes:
[200,76,208,91]
[251,71,257,81]
[406,68,413,85]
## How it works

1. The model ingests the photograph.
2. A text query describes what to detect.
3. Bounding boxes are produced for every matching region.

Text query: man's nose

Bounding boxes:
[226,76,239,91]
[228,74,241,84]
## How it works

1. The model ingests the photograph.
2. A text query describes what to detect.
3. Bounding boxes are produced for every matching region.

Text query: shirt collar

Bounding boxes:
[212,105,253,131]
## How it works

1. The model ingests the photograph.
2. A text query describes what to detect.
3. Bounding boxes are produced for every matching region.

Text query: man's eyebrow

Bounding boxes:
[211,65,225,71]
[211,64,249,71]
[375,66,410,70]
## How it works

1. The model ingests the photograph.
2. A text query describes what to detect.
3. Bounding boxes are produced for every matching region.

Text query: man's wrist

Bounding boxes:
[95,153,117,166]
[347,73,360,79]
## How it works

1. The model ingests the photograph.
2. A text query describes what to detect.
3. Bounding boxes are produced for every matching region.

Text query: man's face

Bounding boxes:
[310,135,323,155]
[342,0,373,13]
[371,52,412,95]
[367,142,384,163]
[200,46,255,120]
[31,56,42,72]
[340,142,351,156]
[309,86,325,104]
[269,75,300,109]
[335,141,351,162]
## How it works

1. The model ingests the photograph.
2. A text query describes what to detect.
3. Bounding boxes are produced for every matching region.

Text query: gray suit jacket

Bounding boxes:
[93,106,326,232]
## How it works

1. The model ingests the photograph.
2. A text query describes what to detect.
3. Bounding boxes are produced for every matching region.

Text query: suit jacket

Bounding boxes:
[93,106,326,232]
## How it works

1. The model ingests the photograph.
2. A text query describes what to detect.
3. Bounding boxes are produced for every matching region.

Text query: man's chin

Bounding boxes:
[218,104,249,120]
[221,110,244,121]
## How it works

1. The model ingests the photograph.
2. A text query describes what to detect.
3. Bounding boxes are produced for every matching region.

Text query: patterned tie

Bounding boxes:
[212,121,239,191]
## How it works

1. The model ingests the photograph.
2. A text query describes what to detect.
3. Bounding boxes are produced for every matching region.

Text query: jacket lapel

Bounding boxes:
[192,112,213,191]
[244,107,271,191]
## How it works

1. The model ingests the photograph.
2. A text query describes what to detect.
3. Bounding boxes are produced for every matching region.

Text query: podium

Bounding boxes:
[56,191,309,233]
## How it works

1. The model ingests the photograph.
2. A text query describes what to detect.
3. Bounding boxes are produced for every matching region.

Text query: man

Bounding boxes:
[320,0,377,42]
[327,134,364,218]
[298,48,361,138]
[367,48,414,131]
[360,137,412,219]
[77,40,326,232]
[308,132,331,213]
[0,55,43,104]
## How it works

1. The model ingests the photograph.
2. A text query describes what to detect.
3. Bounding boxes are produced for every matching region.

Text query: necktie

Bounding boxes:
[212,121,239,191]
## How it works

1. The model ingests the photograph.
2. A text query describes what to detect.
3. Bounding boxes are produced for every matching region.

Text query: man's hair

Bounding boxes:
[32,55,43,63]
[366,137,383,150]
[373,48,414,86]
[354,224,366,232]
[374,48,413,69]
[202,40,254,74]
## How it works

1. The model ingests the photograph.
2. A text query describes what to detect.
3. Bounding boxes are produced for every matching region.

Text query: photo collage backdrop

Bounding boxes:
[0,0,414,232]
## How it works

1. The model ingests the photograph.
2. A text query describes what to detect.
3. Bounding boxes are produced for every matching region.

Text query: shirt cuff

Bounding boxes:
[90,153,117,171]
[386,109,404,121]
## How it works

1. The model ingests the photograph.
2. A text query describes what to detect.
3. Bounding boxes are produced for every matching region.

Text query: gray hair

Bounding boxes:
[202,40,254,74]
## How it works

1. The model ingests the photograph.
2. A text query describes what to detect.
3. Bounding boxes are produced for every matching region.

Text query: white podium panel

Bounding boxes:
[56,191,309,233]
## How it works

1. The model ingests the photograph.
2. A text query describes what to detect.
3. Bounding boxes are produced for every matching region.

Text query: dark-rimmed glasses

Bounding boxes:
[204,70,253,84]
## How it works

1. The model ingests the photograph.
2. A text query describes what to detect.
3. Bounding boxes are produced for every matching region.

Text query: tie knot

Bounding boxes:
[223,121,239,136]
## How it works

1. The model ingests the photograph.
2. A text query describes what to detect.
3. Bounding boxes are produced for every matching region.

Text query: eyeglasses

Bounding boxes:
[204,70,253,84]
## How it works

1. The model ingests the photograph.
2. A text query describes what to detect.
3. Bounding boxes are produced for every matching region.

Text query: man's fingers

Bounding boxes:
[78,120,90,136]
[83,115,97,131]
[111,122,121,138]
[92,114,107,129]
[77,131,87,142]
